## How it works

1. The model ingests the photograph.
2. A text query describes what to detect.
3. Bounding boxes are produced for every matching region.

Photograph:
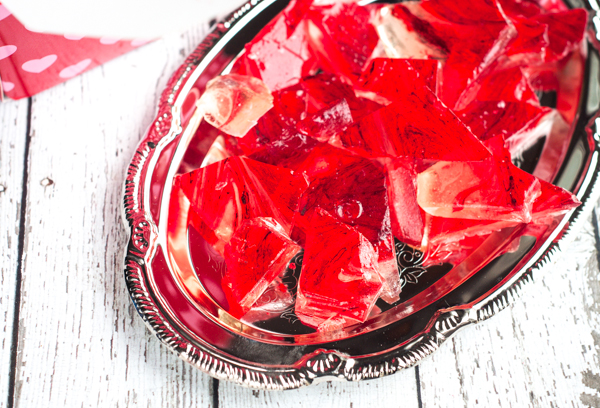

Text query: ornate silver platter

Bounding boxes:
[122,0,600,389]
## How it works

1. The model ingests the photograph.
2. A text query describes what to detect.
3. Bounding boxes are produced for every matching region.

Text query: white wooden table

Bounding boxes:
[2,19,600,408]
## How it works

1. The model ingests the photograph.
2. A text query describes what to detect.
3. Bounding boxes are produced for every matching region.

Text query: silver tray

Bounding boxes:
[122,0,600,389]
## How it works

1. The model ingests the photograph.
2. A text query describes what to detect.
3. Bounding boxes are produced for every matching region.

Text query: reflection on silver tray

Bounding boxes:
[122,0,600,389]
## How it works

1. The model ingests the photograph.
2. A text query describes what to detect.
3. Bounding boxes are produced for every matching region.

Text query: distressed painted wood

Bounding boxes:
[418,213,600,408]
[0,98,29,408]
[2,9,600,408]
[218,368,421,408]
[8,25,217,407]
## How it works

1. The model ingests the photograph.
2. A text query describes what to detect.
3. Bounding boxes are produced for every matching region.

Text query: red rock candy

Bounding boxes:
[295,208,383,328]
[197,74,274,137]
[296,99,354,143]
[385,158,425,248]
[294,144,400,301]
[416,136,580,223]
[306,2,379,84]
[222,217,300,318]
[335,84,491,161]
[176,156,307,245]
[232,0,317,91]
[359,58,441,100]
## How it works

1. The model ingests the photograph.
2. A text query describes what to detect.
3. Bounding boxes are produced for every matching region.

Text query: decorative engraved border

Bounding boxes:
[122,0,600,389]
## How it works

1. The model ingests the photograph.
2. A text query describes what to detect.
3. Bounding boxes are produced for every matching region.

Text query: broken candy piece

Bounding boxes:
[359,58,441,100]
[175,156,308,245]
[241,274,296,323]
[385,158,425,247]
[336,84,491,162]
[295,208,383,328]
[223,217,301,318]
[296,99,354,142]
[375,236,402,304]
[417,156,541,223]
[531,178,581,221]
[456,101,554,153]
[296,144,389,244]
[197,74,274,137]
[294,144,400,301]
[416,136,580,223]
[456,67,540,109]
[232,0,317,91]
[306,2,379,84]
[388,1,516,108]
[531,9,588,63]
[374,4,448,60]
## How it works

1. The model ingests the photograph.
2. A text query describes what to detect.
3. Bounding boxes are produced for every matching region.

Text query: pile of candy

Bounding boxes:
[174,0,586,332]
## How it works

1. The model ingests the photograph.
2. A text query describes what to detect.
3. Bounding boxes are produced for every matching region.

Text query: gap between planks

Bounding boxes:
[6,97,32,408]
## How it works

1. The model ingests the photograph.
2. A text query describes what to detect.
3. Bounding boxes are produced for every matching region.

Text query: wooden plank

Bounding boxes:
[418,213,600,407]
[10,26,217,407]
[218,369,420,408]
[0,98,29,408]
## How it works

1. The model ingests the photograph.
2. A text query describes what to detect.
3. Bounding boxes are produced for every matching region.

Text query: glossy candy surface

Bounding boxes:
[176,0,586,332]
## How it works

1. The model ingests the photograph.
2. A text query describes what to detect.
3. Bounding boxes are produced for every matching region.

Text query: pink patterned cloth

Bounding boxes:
[0,3,151,99]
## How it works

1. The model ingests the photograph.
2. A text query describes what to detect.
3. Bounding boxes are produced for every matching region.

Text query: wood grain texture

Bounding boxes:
[218,369,420,408]
[9,25,217,407]
[3,9,600,408]
[0,98,29,408]
[418,212,600,408]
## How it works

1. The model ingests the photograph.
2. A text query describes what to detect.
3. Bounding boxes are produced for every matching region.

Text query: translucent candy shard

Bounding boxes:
[306,2,379,83]
[232,0,317,91]
[293,144,400,301]
[295,208,383,328]
[336,84,491,161]
[416,137,580,223]
[197,74,274,137]
[385,158,425,247]
[359,58,442,100]
[296,99,354,142]
[222,217,301,318]
[175,156,308,245]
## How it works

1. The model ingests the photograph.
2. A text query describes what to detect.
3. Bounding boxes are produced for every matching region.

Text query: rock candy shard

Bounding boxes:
[306,2,379,84]
[200,135,230,168]
[197,74,274,137]
[373,4,447,60]
[417,157,540,223]
[291,144,400,302]
[456,101,555,156]
[232,0,317,91]
[222,217,301,318]
[375,234,402,303]
[385,158,425,248]
[336,84,491,162]
[359,58,442,100]
[296,98,354,142]
[241,275,296,324]
[175,156,308,247]
[416,136,580,223]
[295,208,383,329]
